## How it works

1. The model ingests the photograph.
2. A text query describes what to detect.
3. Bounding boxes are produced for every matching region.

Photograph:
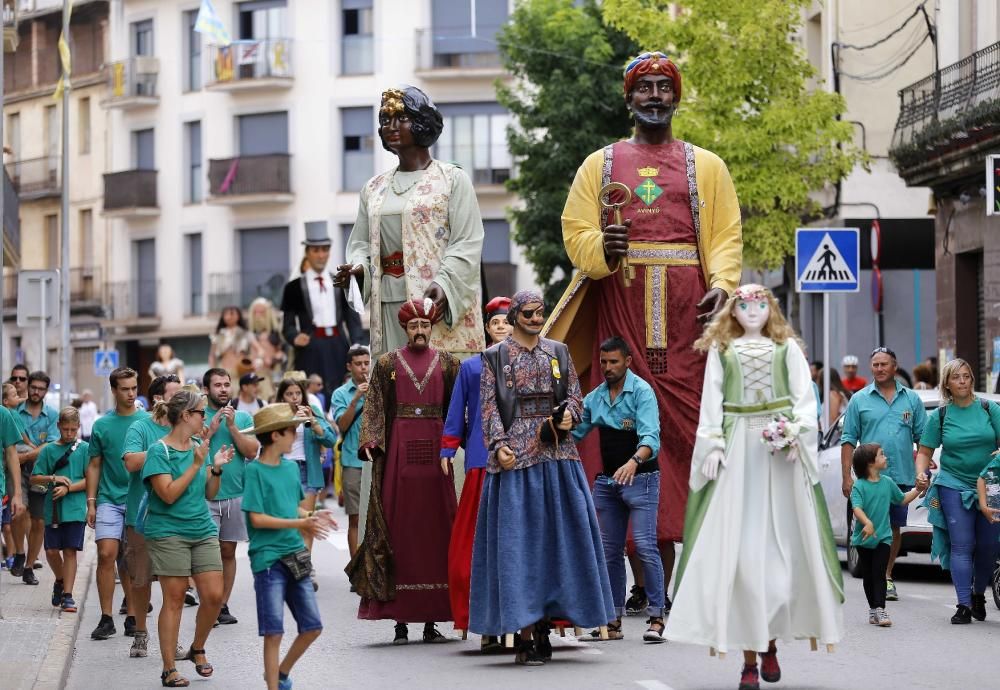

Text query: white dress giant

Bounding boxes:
[665,337,843,654]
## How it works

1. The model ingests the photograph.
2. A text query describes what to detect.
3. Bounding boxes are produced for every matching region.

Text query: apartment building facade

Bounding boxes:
[104,0,527,387]
[2,0,110,394]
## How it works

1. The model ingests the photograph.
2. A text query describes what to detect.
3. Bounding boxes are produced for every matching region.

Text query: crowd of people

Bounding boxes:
[1,52,998,690]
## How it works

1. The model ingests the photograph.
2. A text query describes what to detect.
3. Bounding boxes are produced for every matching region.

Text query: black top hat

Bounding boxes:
[302,221,331,247]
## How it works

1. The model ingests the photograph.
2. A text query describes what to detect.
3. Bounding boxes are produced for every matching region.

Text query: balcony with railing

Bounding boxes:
[206,270,288,313]
[102,169,158,217]
[207,154,292,205]
[3,0,18,52]
[890,41,1000,188]
[414,28,503,78]
[2,267,103,315]
[101,56,160,109]
[206,39,293,92]
[3,167,19,267]
[104,279,160,324]
[7,156,60,199]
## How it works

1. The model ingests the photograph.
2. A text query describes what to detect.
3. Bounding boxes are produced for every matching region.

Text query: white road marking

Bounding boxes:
[635,680,676,690]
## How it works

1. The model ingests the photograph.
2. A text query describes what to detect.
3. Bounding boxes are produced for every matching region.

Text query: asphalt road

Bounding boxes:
[63,501,1000,690]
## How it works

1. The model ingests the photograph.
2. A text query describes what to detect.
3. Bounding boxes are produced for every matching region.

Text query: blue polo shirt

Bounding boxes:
[573,369,660,455]
[331,380,364,469]
[16,401,59,448]
[841,380,926,486]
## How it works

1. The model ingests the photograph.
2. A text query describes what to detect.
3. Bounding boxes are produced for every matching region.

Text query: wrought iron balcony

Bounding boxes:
[207,154,292,205]
[2,267,102,313]
[3,166,19,267]
[890,41,1000,187]
[6,156,60,199]
[102,56,160,109]
[104,279,160,323]
[206,39,293,91]
[206,270,288,313]
[102,169,158,217]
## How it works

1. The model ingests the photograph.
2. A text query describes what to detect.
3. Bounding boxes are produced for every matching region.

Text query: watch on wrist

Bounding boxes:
[211,467,223,476]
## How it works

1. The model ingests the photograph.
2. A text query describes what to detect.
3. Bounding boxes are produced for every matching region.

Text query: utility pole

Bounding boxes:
[59,0,72,405]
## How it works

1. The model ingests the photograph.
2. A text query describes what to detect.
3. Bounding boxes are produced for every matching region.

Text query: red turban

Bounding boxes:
[485,296,511,319]
[398,298,439,326]
[623,51,682,101]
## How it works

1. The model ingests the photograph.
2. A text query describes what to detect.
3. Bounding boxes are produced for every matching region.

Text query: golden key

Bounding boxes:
[599,182,635,287]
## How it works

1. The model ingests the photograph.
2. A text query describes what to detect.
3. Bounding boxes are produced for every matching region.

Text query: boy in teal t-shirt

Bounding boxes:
[243,404,333,690]
[30,407,89,613]
[851,443,925,627]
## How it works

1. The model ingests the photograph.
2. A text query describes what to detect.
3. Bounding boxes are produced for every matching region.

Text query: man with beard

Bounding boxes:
[346,299,459,645]
[573,337,664,643]
[202,368,260,626]
[545,52,743,601]
[86,367,148,639]
[440,296,511,647]
[469,290,615,667]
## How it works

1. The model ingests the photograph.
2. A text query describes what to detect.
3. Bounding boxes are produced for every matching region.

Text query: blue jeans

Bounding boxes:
[938,486,1000,606]
[253,560,324,637]
[592,472,665,617]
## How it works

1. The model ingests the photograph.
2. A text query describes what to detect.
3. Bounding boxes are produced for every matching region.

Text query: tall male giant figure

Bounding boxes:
[544,52,743,584]
[281,222,365,409]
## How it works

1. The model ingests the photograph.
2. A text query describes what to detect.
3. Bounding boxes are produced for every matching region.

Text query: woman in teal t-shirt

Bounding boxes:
[142,390,234,688]
[916,358,1000,625]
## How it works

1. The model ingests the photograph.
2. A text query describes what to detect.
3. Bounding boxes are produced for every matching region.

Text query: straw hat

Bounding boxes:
[282,370,307,381]
[241,403,309,435]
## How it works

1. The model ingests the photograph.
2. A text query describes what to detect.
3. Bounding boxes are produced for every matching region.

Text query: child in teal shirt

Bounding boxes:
[977,452,1000,523]
[851,442,926,627]
[244,404,335,690]
[30,407,90,613]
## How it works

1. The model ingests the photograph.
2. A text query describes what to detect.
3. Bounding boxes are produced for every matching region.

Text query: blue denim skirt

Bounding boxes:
[468,459,615,635]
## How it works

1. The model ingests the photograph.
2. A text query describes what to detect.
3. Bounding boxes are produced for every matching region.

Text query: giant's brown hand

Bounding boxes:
[423,282,448,319]
[603,220,632,262]
[333,263,363,289]
[696,288,728,324]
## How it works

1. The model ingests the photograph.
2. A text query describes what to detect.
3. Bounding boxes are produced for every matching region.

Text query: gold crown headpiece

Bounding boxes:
[380,88,405,116]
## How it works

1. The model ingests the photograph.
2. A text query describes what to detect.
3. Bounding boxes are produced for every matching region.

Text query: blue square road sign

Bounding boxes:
[795,228,860,293]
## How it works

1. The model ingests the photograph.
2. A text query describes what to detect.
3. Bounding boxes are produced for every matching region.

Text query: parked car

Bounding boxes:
[817,389,1000,577]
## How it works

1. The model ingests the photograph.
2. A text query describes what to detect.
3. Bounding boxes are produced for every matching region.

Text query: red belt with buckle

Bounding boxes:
[313,326,340,338]
[381,252,405,278]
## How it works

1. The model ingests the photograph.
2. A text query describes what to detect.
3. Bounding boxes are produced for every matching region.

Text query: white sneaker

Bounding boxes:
[868,609,877,625]
[876,607,892,627]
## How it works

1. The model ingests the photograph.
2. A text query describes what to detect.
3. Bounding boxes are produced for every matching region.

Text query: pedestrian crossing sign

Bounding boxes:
[93,349,119,378]
[795,228,860,293]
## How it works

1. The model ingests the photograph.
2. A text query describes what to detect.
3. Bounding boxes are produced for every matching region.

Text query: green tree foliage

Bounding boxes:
[603,0,863,269]
[500,0,863,298]
[497,0,639,304]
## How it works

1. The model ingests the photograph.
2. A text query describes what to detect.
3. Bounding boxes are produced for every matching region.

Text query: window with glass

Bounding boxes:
[185,121,202,203]
[429,0,508,68]
[78,97,90,154]
[341,106,374,192]
[184,9,202,91]
[341,0,373,75]
[187,233,203,314]
[481,219,516,297]
[131,19,153,56]
[435,103,512,185]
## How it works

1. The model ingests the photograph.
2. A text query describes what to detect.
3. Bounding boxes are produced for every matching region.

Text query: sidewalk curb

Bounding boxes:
[32,531,97,690]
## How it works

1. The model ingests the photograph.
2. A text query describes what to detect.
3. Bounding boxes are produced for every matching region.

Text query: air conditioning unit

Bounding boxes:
[133,56,159,74]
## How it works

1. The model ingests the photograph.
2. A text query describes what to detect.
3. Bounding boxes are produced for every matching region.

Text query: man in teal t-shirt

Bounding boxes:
[84,367,148,641]
[120,373,181,657]
[203,368,259,626]
[0,405,23,525]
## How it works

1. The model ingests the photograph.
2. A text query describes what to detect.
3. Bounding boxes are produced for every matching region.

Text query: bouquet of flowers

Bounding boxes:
[761,414,800,457]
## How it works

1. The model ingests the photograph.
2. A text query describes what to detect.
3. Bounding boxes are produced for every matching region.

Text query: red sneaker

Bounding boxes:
[760,649,781,683]
[739,664,760,690]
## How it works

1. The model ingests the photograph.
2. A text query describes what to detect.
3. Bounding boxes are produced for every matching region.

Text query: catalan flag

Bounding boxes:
[53,1,73,100]
[195,0,232,46]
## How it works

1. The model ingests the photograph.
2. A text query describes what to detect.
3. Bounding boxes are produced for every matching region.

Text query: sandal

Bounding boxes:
[585,619,624,641]
[182,646,213,677]
[160,669,189,687]
[643,616,667,643]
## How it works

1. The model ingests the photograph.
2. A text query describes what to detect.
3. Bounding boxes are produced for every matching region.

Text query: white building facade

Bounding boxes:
[103,0,530,384]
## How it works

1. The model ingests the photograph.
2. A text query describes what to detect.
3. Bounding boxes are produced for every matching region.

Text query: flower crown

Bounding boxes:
[380,88,405,116]
[732,284,769,302]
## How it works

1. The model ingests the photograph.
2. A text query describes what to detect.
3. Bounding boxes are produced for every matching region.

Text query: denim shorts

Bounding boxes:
[298,461,317,496]
[95,502,126,541]
[253,559,323,637]
[44,521,86,551]
[889,484,911,528]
